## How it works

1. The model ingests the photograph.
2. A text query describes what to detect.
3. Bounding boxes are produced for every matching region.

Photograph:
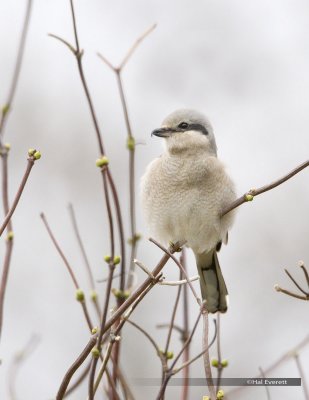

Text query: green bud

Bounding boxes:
[211,358,219,367]
[96,156,109,167]
[104,255,111,263]
[113,255,121,265]
[245,194,254,202]
[216,389,224,399]
[6,231,14,241]
[90,290,98,301]
[34,151,41,160]
[202,397,210,400]
[166,351,174,360]
[111,288,130,300]
[4,143,11,151]
[2,104,10,115]
[91,326,98,334]
[91,347,100,358]
[75,289,85,302]
[127,137,135,151]
[128,233,142,245]
[221,359,228,368]
[28,148,36,156]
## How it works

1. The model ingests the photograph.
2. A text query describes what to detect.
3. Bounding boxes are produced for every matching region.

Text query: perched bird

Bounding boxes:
[141,109,236,313]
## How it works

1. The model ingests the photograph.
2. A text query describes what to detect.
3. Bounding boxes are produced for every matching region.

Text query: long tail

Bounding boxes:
[195,249,228,313]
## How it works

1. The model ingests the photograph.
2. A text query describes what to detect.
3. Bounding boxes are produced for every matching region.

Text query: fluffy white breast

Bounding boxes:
[141,150,236,254]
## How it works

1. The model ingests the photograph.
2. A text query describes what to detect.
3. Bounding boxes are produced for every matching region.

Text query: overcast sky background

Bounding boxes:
[0,0,308,399]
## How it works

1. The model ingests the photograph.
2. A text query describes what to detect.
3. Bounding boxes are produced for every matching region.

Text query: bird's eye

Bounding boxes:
[178,122,189,129]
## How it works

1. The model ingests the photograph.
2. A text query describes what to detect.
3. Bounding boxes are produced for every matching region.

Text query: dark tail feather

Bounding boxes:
[195,250,228,313]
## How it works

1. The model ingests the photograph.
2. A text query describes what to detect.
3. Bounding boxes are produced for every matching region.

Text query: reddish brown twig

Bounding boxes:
[40,213,93,331]
[221,160,309,217]
[228,334,309,397]
[0,155,37,237]
[68,203,101,319]
[275,261,309,301]
[0,0,33,344]
[0,0,33,143]
[56,334,97,400]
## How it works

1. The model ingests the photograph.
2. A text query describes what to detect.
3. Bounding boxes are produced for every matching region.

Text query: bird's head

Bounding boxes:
[151,109,217,156]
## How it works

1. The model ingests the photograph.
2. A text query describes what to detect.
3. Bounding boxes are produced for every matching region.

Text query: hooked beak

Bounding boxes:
[151,127,172,138]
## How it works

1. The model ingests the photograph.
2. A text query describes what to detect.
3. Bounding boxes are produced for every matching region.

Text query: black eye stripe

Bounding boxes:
[188,123,208,135]
[174,122,209,135]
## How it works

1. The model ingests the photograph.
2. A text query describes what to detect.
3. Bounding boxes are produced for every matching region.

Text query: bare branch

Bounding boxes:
[228,334,309,396]
[221,160,309,217]
[149,238,201,305]
[119,24,157,70]
[0,0,33,142]
[40,213,94,330]
[202,309,216,400]
[294,353,309,400]
[8,335,40,400]
[48,34,76,54]
[0,155,37,237]
[56,335,97,400]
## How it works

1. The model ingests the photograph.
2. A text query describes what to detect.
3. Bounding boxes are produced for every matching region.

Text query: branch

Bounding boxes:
[56,334,97,400]
[68,203,101,319]
[202,309,216,400]
[228,334,309,396]
[0,0,33,142]
[97,23,157,294]
[274,261,309,301]
[91,274,163,397]
[294,353,309,400]
[0,151,40,236]
[8,335,40,400]
[221,160,309,217]
[149,238,201,305]
[40,213,93,331]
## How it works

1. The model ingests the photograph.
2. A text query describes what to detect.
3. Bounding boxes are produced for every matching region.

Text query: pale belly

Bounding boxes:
[141,155,236,254]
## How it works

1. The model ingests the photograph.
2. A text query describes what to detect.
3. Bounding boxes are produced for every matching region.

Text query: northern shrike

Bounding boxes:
[141,109,236,313]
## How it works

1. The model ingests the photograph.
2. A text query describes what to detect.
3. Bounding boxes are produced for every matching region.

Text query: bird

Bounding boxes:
[141,109,237,313]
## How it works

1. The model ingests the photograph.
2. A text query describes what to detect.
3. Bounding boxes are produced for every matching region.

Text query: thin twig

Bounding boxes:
[294,354,309,400]
[40,213,93,331]
[159,276,199,286]
[258,367,271,400]
[56,334,97,400]
[126,319,164,364]
[216,313,223,393]
[8,335,40,400]
[91,274,162,397]
[98,241,185,338]
[119,24,157,70]
[0,0,33,342]
[164,270,183,356]
[221,160,309,217]
[156,318,217,399]
[228,334,309,396]
[202,309,216,400]
[0,0,33,142]
[68,203,101,319]
[64,360,91,398]
[68,203,95,289]
[170,312,202,370]
[284,268,308,296]
[149,238,201,304]
[180,249,190,400]
[0,156,36,237]
[172,323,217,374]
[40,213,79,288]
[98,23,157,294]
[274,262,309,301]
